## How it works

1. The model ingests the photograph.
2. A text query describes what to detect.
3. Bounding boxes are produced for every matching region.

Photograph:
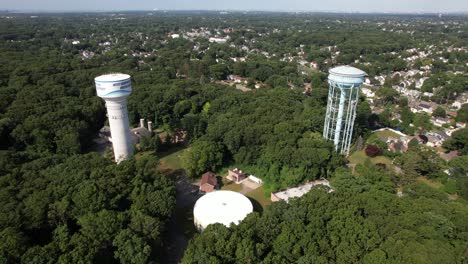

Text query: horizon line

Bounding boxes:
[1,9,468,15]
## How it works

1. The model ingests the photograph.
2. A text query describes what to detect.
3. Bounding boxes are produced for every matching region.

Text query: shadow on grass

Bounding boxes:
[175,205,198,238]
[248,197,264,213]
[216,176,224,189]
[157,144,186,160]
[163,168,186,179]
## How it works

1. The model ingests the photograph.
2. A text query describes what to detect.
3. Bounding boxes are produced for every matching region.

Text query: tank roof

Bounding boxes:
[329,65,366,77]
[328,65,366,85]
[95,73,131,82]
[193,190,253,230]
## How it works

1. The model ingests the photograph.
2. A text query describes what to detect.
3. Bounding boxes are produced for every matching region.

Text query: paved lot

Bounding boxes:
[224,177,262,194]
[242,179,262,191]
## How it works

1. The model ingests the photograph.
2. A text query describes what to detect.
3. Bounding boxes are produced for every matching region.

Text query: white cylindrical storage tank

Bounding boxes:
[193,190,253,231]
[95,73,133,163]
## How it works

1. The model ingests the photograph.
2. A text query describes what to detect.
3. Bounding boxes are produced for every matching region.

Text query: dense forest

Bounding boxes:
[0,155,175,263]
[0,12,467,263]
[180,88,349,191]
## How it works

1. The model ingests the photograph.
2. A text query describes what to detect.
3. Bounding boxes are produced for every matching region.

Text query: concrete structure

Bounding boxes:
[248,175,263,185]
[95,73,133,163]
[271,179,333,203]
[130,118,154,145]
[228,168,247,183]
[323,66,366,155]
[193,190,253,231]
[147,121,153,135]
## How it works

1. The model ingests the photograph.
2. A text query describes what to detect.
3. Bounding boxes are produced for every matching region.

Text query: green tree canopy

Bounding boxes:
[432,106,447,118]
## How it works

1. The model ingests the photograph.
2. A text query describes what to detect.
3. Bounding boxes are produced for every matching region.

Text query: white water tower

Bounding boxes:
[95,73,133,163]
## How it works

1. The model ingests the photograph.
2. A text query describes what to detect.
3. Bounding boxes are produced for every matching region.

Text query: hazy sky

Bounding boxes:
[1,0,468,13]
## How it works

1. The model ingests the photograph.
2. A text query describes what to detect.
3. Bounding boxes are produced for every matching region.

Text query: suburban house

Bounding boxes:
[452,101,464,109]
[385,136,409,152]
[456,122,466,129]
[410,101,437,114]
[200,172,218,193]
[426,131,449,147]
[230,57,247,62]
[394,86,421,98]
[415,77,428,89]
[380,133,426,153]
[228,75,248,84]
[209,36,230,44]
[447,111,458,118]
[375,75,386,85]
[431,117,451,127]
[361,87,375,98]
[310,61,319,69]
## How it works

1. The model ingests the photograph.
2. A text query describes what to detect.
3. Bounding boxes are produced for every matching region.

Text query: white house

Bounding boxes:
[209,37,229,44]
[452,100,466,110]
[431,117,451,127]
[361,87,375,98]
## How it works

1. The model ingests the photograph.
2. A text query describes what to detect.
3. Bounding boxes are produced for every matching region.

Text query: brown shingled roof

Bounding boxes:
[201,172,217,186]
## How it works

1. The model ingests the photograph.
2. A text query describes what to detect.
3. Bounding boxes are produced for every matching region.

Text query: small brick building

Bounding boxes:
[200,172,218,193]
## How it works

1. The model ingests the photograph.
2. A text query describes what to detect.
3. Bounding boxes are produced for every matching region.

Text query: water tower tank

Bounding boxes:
[323,66,366,156]
[95,73,133,163]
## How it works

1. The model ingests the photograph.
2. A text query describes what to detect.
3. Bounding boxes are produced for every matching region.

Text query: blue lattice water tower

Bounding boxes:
[323,66,367,156]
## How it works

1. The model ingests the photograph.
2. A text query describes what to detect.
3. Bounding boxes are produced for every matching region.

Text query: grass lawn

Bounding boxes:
[159,147,188,171]
[416,176,444,189]
[373,129,404,139]
[245,186,271,211]
[416,176,459,198]
[135,146,188,172]
[134,151,154,160]
[348,150,393,168]
[220,179,243,192]
[371,155,394,167]
[219,176,271,211]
